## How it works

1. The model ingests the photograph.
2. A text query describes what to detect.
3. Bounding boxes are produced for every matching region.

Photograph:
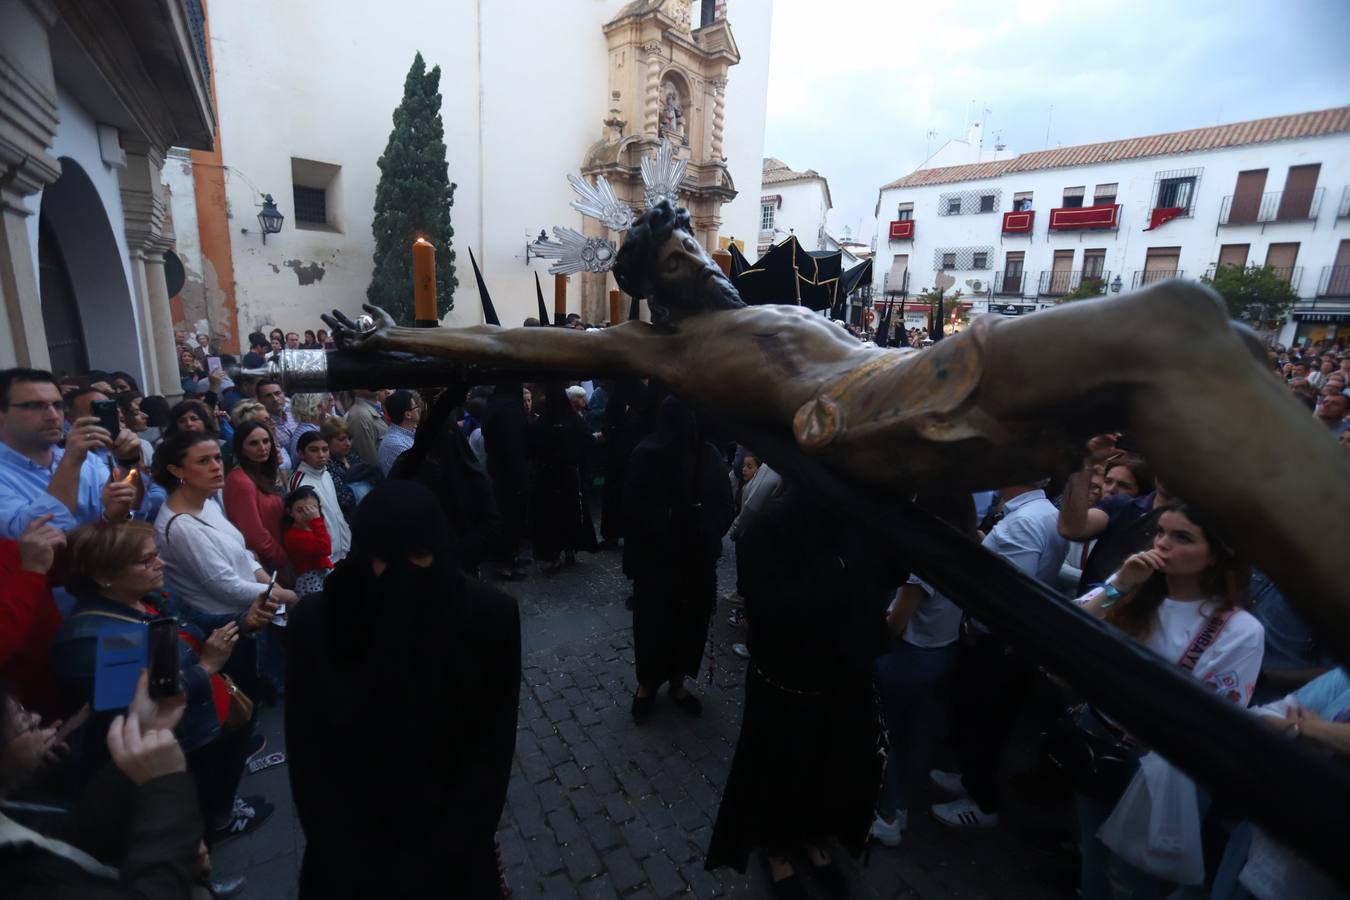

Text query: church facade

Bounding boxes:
[165,0,772,348]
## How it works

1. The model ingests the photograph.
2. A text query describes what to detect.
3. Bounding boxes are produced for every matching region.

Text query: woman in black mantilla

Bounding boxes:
[284,481,521,899]
[706,478,894,900]
[623,396,734,722]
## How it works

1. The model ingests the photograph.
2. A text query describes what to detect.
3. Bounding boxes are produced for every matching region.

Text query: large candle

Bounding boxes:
[609,289,621,326]
[554,273,567,325]
[413,236,437,327]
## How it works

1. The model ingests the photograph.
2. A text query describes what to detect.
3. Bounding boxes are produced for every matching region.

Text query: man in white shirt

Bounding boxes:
[931,482,1067,830]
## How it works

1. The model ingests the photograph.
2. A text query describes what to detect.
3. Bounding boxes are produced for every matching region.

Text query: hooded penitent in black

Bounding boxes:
[285,481,521,899]
[527,383,598,562]
[622,397,734,689]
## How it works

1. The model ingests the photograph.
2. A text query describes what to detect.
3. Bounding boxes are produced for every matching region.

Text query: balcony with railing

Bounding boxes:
[1132,268,1184,289]
[1047,203,1121,232]
[883,269,910,297]
[888,219,915,241]
[1339,187,1350,219]
[1204,263,1304,292]
[1037,270,1110,297]
[1218,188,1324,226]
[993,269,1028,296]
[1318,266,1350,298]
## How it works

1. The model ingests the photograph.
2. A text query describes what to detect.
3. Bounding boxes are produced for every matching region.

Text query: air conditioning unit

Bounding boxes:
[970,279,984,292]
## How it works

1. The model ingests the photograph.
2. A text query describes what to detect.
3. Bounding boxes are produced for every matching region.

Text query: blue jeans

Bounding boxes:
[873,640,956,818]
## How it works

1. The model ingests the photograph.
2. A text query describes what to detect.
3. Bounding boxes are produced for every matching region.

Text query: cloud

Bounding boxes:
[762,0,1350,242]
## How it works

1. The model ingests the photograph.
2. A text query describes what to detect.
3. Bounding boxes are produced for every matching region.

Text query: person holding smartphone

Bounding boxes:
[0,370,140,539]
[51,520,279,844]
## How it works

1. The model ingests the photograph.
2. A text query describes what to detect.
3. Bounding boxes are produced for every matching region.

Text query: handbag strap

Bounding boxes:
[163,511,210,546]
[69,609,148,626]
[1176,609,1235,672]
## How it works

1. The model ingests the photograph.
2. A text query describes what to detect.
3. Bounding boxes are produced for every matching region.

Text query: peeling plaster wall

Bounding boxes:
[181,0,772,334]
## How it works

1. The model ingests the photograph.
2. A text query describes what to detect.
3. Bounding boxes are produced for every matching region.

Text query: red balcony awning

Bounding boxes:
[1002,210,1035,234]
[1048,203,1120,231]
[1145,206,1185,231]
[889,219,914,240]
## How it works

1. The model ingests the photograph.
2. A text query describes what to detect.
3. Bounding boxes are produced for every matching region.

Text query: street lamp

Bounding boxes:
[1110,273,1123,294]
[257,194,284,244]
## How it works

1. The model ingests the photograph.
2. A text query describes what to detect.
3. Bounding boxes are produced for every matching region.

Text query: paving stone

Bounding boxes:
[603,846,648,893]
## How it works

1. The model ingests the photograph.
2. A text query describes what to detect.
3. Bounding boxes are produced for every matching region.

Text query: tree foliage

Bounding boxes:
[368,53,458,323]
[1056,277,1107,303]
[1201,264,1298,329]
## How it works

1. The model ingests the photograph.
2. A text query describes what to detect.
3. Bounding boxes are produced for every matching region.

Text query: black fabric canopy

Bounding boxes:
[733,235,843,312]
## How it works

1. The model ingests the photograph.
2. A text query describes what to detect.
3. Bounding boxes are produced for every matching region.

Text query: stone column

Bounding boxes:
[0,0,61,369]
[643,42,663,137]
[710,77,727,161]
[119,141,182,400]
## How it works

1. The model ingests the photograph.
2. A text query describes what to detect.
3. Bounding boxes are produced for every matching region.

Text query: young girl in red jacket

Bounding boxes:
[282,486,333,596]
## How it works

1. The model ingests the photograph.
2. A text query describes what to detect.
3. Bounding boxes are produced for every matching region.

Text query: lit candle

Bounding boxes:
[554,273,567,325]
[609,289,620,326]
[413,236,437,327]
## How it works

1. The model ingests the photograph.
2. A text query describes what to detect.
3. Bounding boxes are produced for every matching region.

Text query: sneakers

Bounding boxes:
[869,811,905,847]
[929,768,969,798]
[727,608,746,627]
[731,642,751,660]
[931,798,999,829]
[209,797,275,846]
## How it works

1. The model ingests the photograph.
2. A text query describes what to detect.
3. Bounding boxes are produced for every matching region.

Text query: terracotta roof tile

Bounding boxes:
[880,107,1350,190]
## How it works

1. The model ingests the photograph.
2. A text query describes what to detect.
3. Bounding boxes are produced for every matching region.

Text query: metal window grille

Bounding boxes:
[933,246,996,270]
[1152,168,1203,215]
[293,186,327,225]
[939,189,1002,216]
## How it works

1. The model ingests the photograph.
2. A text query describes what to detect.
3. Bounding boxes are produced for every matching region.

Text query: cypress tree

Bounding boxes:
[368,52,457,322]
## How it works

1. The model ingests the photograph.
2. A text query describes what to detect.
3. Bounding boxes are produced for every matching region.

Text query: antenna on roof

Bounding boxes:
[1044,104,1054,150]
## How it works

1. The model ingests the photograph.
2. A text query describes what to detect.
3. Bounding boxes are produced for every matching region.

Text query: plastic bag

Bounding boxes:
[1098,751,1204,886]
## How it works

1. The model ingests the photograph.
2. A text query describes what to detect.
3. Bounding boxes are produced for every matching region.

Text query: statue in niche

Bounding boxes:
[660,79,686,141]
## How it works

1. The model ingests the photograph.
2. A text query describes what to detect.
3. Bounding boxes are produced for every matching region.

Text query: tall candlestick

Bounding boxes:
[413,236,437,327]
[609,289,621,326]
[554,273,567,326]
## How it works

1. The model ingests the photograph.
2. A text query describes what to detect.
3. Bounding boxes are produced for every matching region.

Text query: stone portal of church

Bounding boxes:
[580,0,739,322]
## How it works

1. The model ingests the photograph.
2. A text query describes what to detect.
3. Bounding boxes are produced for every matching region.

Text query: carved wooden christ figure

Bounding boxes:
[320,202,1350,661]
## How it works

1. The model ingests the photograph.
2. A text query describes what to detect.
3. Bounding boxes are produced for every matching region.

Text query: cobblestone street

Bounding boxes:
[215,542,1074,898]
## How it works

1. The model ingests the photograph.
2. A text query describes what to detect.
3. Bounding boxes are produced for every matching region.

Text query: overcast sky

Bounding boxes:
[762,0,1350,243]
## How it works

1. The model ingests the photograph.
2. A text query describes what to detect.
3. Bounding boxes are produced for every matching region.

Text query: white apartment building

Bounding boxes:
[758,157,832,255]
[872,108,1350,345]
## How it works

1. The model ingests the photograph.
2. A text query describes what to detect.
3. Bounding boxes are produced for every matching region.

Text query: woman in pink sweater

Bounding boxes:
[223,421,289,576]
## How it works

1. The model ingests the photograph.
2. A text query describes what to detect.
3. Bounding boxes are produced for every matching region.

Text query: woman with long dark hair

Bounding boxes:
[286,481,521,898]
[1073,503,1264,899]
[223,421,288,577]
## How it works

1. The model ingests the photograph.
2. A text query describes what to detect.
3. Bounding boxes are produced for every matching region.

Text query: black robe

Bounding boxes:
[479,383,530,565]
[285,483,521,899]
[706,480,893,872]
[622,399,734,687]
[528,385,598,560]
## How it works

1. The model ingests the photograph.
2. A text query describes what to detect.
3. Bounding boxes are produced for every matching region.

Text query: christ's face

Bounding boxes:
[649,228,740,313]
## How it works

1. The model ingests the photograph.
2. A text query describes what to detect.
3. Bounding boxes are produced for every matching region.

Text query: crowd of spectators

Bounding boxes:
[0,321,1345,898]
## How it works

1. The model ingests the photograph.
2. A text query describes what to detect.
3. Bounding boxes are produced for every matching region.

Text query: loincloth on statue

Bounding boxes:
[791,316,1059,489]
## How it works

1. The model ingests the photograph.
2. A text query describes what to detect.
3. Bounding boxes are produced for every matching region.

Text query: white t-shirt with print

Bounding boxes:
[1143,598,1265,706]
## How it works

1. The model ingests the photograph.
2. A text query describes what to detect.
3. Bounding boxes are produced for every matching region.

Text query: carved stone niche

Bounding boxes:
[579,0,742,321]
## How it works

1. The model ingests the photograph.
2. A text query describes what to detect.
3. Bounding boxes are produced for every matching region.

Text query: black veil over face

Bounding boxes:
[349,480,455,575]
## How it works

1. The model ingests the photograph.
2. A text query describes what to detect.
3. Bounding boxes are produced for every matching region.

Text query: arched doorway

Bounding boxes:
[38,208,88,378]
[38,157,141,380]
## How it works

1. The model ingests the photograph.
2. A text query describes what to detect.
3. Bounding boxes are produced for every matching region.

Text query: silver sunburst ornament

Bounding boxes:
[533,227,618,276]
[641,137,687,209]
[567,173,633,232]
[537,138,686,277]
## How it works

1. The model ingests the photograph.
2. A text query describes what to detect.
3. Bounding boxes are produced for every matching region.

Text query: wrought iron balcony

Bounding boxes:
[1037,270,1111,297]
[1318,265,1350,298]
[1218,188,1324,226]
[993,270,1027,296]
[883,269,910,297]
[1131,268,1184,289]
[1339,187,1350,219]
[1204,264,1303,291]
[888,219,915,241]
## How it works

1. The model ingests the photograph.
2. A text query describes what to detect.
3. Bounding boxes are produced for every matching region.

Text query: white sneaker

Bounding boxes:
[931,798,998,829]
[928,769,969,798]
[869,812,906,847]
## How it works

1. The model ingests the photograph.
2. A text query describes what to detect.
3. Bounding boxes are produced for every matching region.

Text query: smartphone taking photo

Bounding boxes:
[147,617,181,699]
[90,399,120,439]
